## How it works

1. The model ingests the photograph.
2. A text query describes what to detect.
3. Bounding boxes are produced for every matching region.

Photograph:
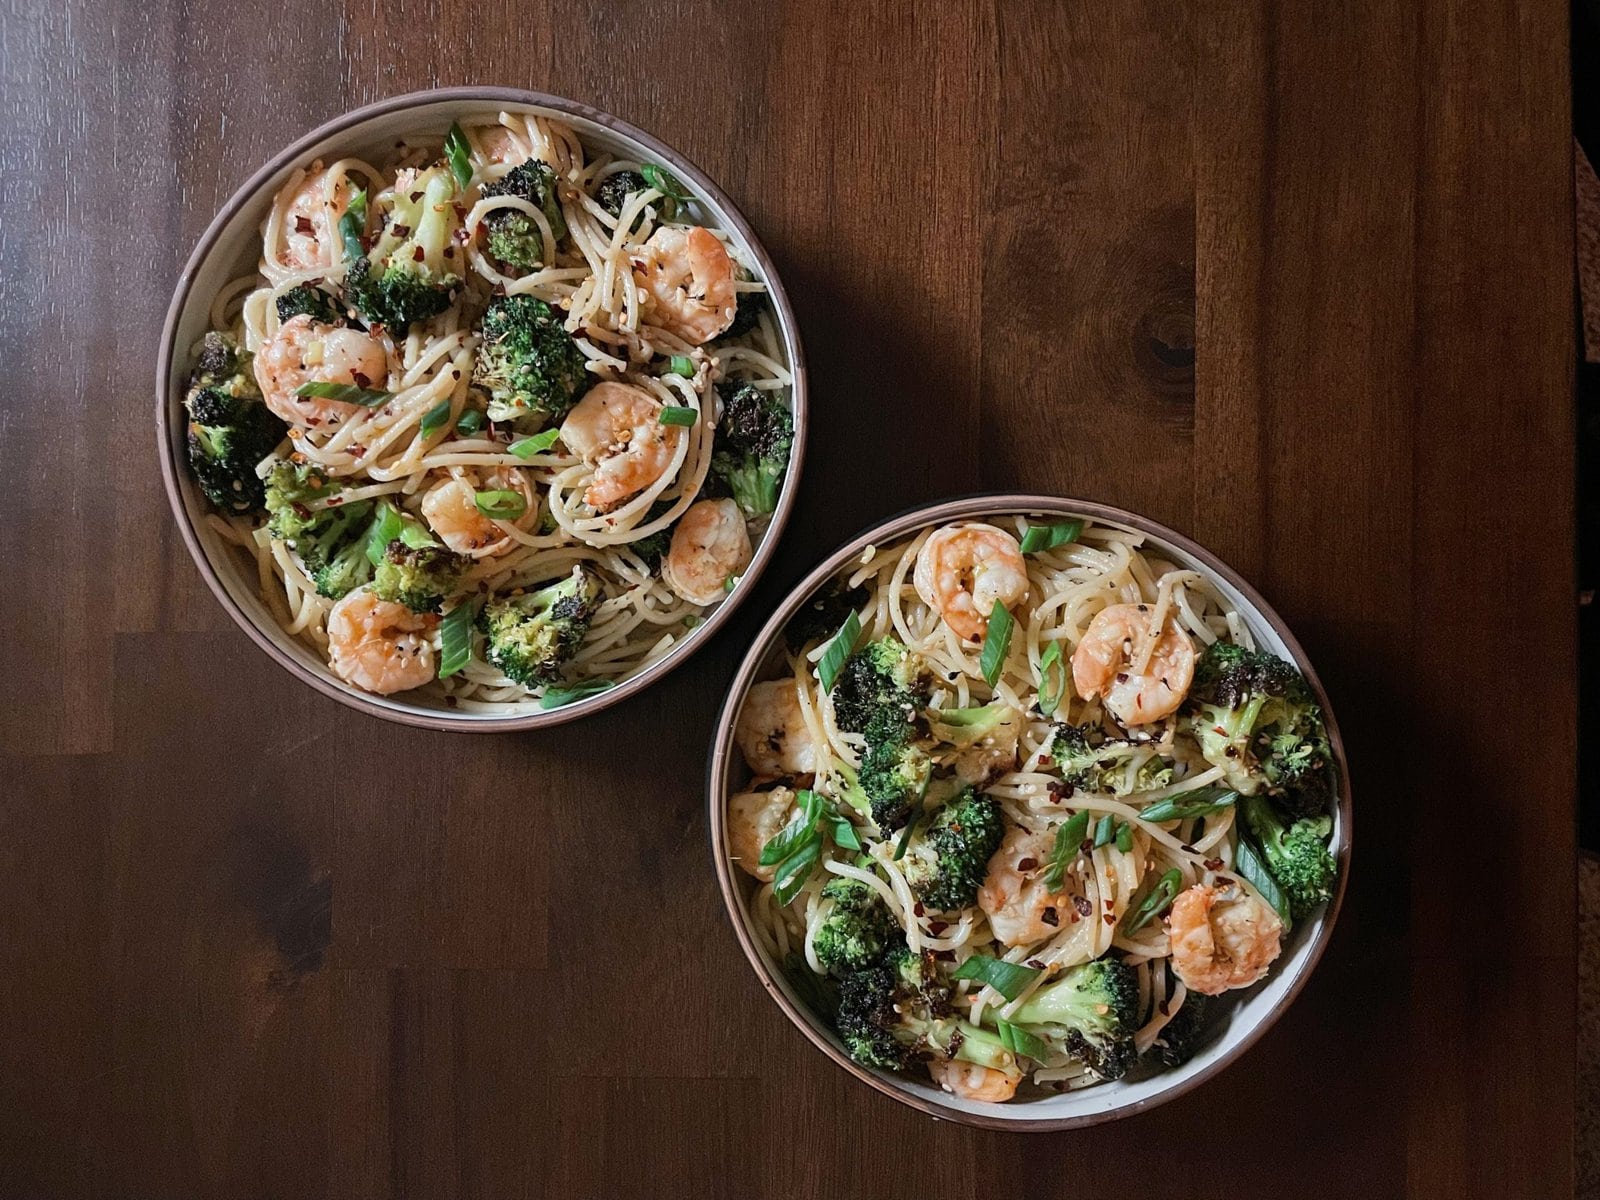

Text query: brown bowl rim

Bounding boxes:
[156,86,808,731]
[707,493,1353,1131]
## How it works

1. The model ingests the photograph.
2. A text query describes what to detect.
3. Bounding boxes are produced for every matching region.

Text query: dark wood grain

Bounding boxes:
[0,1,1575,1195]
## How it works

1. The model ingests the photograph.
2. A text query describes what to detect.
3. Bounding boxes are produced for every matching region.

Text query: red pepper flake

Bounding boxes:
[412,246,426,262]
[912,902,925,918]
[290,501,311,519]
[1214,875,1233,886]
[1026,958,1046,969]
[1016,857,1038,872]
[1158,999,1170,1017]
[390,224,412,239]
[327,496,343,507]
[351,371,371,388]
[926,920,948,935]
[349,445,367,459]
[408,191,423,203]
[1103,913,1116,925]
[1203,857,1224,871]
[1115,672,1129,683]
[443,245,455,259]
[452,203,467,221]
[294,215,314,234]
[1103,898,1114,910]
[1041,907,1058,927]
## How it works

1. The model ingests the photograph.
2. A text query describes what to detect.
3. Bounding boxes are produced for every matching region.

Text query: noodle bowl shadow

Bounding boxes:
[157,88,806,731]
[708,495,1352,1131]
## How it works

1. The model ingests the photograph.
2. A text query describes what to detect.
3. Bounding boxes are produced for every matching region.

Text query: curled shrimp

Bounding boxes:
[1071,603,1195,726]
[254,314,389,428]
[421,468,535,556]
[662,498,752,605]
[977,827,1076,944]
[326,587,437,695]
[1167,882,1283,996]
[727,786,798,882]
[927,1060,1021,1103]
[276,166,353,271]
[735,679,818,777]
[476,125,525,166]
[557,381,683,511]
[913,524,1028,642]
[634,226,736,344]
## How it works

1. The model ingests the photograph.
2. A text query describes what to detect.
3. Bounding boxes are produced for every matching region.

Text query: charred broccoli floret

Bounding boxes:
[479,158,567,270]
[1240,795,1337,918]
[783,581,869,653]
[342,163,463,334]
[830,637,931,736]
[479,566,602,687]
[261,460,375,598]
[471,294,589,429]
[275,284,340,324]
[182,332,286,515]
[813,878,897,976]
[836,947,1016,1076]
[857,720,933,834]
[1050,723,1175,796]
[372,540,466,613]
[1149,994,1206,1068]
[709,380,793,519]
[900,788,1005,912]
[1011,957,1140,1081]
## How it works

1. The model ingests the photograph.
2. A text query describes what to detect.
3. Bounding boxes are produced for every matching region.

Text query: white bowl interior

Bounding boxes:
[164,94,801,726]
[718,503,1349,1126]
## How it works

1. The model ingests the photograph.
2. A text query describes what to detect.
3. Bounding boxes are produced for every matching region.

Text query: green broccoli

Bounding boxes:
[182,332,286,515]
[709,380,793,518]
[342,163,464,334]
[311,536,376,601]
[261,460,375,597]
[899,788,1005,912]
[830,637,931,736]
[372,540,465,613]
[275,284,339,324]
[857,722,933,834]
[471,294,590,429]
[836,947,1017,1076]
[264,459,338,543]
[1187,641,1333,812]
[1050,723,1175,796]
[1149,995,1206,1069]
[479,158,567,270]
[813,878,897,976]
[783,581,868,653]
[479,567,602,687]
[1011,957,1140,1081]
[594,169,672,229]
[1240,795,1337,918]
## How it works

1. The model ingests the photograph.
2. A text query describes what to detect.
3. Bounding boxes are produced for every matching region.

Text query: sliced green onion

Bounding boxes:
[1119,868,1184,936]
[1037,641,1065,717]
[438,600,477,678]
[444,121,473,189]
[418,398,453,436]
[1041,811,1091,891]
[474,489,527,520]
[665,355,695,378]
[454,409,485,435]
[760,792,822,866]
[926,703,1005,728]
[893,809,920,861]
[1092,813,1116,848]
[1019,519,1084,555]
[294,380,391,406]
[1137,786,1238,825]
[1115,821,1135,853]
[772,839,822,905]
[509,428,561,458]
[658,405,698,427]
[641,162,692,200]
[538,679,616,710]
[996,1019,1052,1063]
[1235,837,1293,930]
[366,502,402,564]
[816,610,861,694]
[830,816,862,852]
[398,519,437,549]
[950,955,1041,1003]
[979,601,1013,687]
[338,188,368,261]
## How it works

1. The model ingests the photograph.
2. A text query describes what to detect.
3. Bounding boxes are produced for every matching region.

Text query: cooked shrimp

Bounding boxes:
[977,828,1075,945]
[633,225,736,344]
[476,125,524,166]
[1167,882,1283,996]
[326,588,437,695]
[735,679,818,777]
[662,498,752,605]
[727,786,798,883]
[1071,603,1195,726]
[927,1060,1020,1103]
[278,167,351,271]
[421,469,534,556]
[254,314,389,428]
[913,524,1029,643]
[557,382,683,511]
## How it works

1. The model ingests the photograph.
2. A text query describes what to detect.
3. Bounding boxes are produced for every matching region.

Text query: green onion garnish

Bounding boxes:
[1092,813,1116,849]
[996,1019,1051,1062]
[1037,641,1065,717]
[1115,821,1134,853]
[418,399,453,436]
[474,490,527,520]
[1019,519,1084,555]
[538,679,616,710]
[338,188,368,262]
[658,405,698,427]
[1235,837,1292,930]
[1041,811,1091,890]
[1119,868,1184,936]
[816,610,861,694]
[454,409,485,435]
[641,162,692,200]
[979,601,1014,687]
[444,121,474,189]
[398,519,437,549]
[294,380,391,406]
[760,792,824,866]
[893,808,920,861]
[950,955,1041,1003]
[1137,786,1238,825]
[509,428,561,458]
[665,355,695,378]
[438,600,477,678]
[772,839,822,905]
[366,502,402,565]
[830,816,862,852]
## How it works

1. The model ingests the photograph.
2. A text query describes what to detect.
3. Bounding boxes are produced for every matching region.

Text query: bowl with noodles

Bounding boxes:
[709,495,1351,1129]
[158,88,805,729]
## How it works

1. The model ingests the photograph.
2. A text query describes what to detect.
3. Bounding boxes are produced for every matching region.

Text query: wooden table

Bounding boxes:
[0,2,1576,1195]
